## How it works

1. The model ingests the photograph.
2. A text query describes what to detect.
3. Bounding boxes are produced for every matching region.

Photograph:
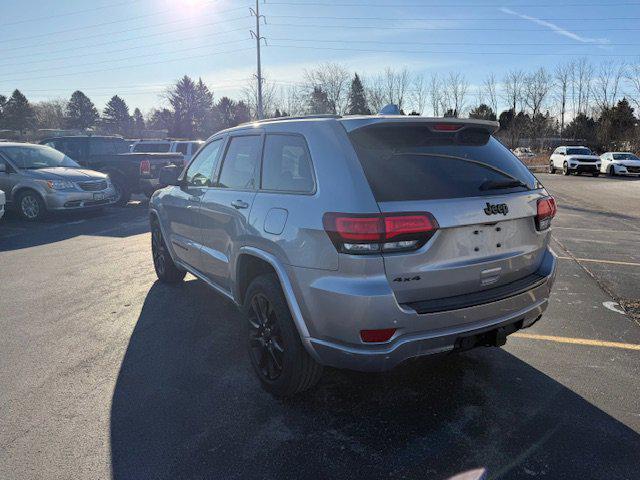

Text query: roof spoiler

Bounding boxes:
[341,116,500,134]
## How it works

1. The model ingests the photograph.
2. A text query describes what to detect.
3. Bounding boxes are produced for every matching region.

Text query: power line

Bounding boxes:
[0,0,144,27]
[0,46,255,85]
[269,14,640,21]
[266,22,640,31]
[270,37,640,46]
[270,43,640,57]
[0,23,249,62]
[0,11,250,53]
[0,39,251,79]
[0,28,250,69]
[267,1,640,7]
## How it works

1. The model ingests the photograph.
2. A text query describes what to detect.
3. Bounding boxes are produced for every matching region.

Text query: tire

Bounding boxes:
[151,219,186,283]
[548,161,556,174]
[608,165,616,177]
[562,162,570,176]
[244,273,323,396]
[16,190,47,221]
[111,175,131,207]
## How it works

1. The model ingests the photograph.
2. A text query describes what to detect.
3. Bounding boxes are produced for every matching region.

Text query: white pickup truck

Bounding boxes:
[549,146,601,176]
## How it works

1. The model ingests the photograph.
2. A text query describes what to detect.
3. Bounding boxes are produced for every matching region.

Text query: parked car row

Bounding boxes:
[548,145,640,177]
[0,135,190,221]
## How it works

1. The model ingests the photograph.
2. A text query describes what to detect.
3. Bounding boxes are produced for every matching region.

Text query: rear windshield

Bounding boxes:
[348,125,538,202]
[133,143,170,153]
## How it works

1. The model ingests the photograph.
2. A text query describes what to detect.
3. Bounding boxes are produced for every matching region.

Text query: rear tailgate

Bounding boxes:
[120,153,183,178]
[346,119,552,306]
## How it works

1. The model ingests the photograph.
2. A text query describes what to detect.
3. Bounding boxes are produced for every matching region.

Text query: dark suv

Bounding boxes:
[40,136,183,206]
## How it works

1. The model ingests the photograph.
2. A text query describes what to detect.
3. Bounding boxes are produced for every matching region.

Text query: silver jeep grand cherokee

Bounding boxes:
[149,114,557,396]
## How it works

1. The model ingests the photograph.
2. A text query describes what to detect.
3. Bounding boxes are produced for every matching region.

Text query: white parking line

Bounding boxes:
[556,256,640,267]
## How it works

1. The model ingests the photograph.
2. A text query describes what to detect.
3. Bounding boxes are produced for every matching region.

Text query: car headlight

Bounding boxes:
[45,179,75,190]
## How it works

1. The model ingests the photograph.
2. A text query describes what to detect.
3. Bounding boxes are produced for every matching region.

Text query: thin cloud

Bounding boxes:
[500,7,608,44]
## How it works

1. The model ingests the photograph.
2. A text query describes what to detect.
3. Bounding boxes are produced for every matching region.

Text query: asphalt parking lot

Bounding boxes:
[1,175,639,480]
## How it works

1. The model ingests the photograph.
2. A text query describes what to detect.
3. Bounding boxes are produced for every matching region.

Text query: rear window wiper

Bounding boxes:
[479,179,528,191]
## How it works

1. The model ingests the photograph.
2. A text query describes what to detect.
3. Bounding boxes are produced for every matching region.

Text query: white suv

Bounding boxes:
[549,146,601,176]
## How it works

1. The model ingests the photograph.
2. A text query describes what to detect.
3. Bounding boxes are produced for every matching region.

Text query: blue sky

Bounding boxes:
[1,0,638,113]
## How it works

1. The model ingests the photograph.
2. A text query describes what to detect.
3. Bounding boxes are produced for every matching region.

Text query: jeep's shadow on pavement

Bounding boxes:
[0,201,149,252]
[110,280,640,480]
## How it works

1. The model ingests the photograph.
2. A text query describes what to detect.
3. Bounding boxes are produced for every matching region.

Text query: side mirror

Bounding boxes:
[159,164,182,187]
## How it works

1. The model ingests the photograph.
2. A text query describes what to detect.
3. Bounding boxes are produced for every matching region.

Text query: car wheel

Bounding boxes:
[17,190,47,221]
[151,219,186,283]
[111,176,131,207]
[244,273,323,397]
[548,161,556,174]
[562,162,570,176]
[608,165,616,177]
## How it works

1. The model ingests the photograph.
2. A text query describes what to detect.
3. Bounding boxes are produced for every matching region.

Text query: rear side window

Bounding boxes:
[175,143,189,155]
[261,134,314,193]
[217,136,261,190]
[348,125,537,202]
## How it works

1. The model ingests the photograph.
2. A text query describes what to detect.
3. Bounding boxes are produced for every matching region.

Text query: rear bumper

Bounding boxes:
[295,249,556,372]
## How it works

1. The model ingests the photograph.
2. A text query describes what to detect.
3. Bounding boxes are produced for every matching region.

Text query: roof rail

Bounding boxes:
[241,114,342,126]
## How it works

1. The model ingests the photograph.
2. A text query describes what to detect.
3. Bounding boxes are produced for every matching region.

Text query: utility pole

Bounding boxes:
[250,1,266,119]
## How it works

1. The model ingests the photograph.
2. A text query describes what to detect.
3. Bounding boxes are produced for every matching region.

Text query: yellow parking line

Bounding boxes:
[556,256,640,267]
[512,332,640,351]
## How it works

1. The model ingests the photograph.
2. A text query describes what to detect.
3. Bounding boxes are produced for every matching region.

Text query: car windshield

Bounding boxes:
[566,147,592,155]
[613,153,639,160]
[0,145,80,169]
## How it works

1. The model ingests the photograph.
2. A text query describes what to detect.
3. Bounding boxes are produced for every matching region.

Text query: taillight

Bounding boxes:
[140,160,151,176]
[323,212,438,254]
[536,196,557,231]
[360,328,396,343]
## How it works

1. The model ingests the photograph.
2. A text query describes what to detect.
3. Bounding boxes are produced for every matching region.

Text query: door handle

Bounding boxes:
[231,199,249,209]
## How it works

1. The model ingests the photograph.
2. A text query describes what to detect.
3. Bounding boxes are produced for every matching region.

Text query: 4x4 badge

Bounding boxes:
[484,202,509,216]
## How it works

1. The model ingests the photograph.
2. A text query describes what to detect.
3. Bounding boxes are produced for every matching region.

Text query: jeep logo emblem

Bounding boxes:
[484,202,509,216]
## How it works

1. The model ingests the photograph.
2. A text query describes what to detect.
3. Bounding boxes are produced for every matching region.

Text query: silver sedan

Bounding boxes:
[0,143,117,221]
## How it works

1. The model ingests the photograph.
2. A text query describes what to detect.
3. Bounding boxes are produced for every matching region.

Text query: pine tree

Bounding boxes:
[132,108,145,136]
[347,73,370,115]
[102,95,132,136]
[66,91,98,130]
[308,86,335,114]
[469,104,497,121]
[0,95,6,129]
[4,90,35,133]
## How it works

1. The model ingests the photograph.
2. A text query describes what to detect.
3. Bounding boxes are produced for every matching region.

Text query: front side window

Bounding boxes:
[0,145,80,169]
[184,139,223,187]
[217,136,261,190]
[261,135,314,193]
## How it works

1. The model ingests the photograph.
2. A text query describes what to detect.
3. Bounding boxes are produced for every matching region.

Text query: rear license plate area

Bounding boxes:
[93,193,105,200]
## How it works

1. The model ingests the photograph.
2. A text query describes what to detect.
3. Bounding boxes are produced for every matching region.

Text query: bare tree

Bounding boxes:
[365,75,386,114]
[445,72,469,117]
[524,67,552,117]
[33,99,67,129]
[570,58,594,116]
[243,75,279,119]
[593,60,626,112]
[482,73,499,115]
[503,69,525,113]
[303,62,350,114]
[626,59,640,113]
[554,62,572,137]
[410,73,428,115]
[428,73,443,116]
[381,67,410,110]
